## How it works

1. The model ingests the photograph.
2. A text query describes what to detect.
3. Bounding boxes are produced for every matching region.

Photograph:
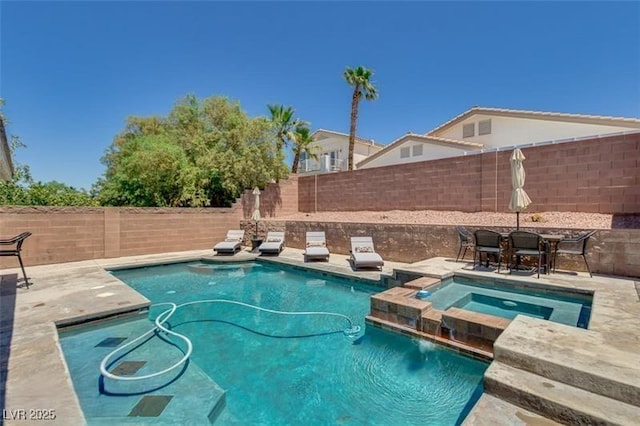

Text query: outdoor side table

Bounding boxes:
[251,238,263,252]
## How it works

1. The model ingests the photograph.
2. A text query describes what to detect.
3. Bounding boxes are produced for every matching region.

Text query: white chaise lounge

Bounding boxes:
[258,231,285,255]
[213,230,245,255]
[304,231,330,262]
[350,236,384,270]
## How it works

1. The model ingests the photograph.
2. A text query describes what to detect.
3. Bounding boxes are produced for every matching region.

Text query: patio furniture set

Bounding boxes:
[456,226,596,278]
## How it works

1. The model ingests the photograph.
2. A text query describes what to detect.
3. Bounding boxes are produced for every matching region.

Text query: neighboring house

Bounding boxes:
[358,107,640,169]
[356,133,485,169]
[0,116,14,180]
[297,129,385,174]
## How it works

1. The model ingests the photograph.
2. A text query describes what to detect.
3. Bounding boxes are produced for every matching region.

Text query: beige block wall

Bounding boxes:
[298,133,640,214]
[0,206,242,268]
[0,207,105,266]
[240,175,299,219]
[0,177,297,268]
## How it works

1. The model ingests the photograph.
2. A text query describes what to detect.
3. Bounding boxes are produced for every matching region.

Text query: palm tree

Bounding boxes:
[290,124,318,173]
[343,66,378,170]
[267,104,298,155]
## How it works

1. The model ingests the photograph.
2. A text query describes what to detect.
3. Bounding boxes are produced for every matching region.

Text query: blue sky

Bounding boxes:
[2,1,639,190]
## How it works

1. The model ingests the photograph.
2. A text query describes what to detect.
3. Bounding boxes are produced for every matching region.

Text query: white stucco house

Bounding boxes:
[297,129,385,174]
[357,107,640,169]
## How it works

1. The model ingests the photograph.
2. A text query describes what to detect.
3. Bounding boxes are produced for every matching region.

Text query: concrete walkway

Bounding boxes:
[1,249,639,425]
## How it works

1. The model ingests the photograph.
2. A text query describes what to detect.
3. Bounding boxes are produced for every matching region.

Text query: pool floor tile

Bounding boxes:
[128,395,173,417]
[110,361,146,376]
[95,337,127,347]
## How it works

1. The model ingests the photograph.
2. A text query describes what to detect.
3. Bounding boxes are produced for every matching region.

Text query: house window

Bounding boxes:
[463,123,475,138]
[400,147,411,158]
[479,119,492,135]
[329,150,339,170]
[412,145,423,156]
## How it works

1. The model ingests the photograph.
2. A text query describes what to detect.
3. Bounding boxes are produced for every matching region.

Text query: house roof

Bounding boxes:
[356,133,485,168]
[311,128,386,148]
[426,106,640,136]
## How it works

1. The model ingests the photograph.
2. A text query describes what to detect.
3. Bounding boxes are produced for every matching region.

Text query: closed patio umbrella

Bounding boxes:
[251,187,261,221]
[508,148,531,230]
[251,187,261,238]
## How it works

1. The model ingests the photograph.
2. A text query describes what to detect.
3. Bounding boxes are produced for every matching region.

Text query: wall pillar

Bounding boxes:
[104,207,120,258]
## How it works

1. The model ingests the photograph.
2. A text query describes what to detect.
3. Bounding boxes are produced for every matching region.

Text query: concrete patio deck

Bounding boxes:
[1,247,639,425]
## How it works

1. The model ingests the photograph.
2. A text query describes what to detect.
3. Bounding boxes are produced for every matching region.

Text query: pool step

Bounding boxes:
[494,316,640,407]
[484,362,640,426]
[462,394,561,426]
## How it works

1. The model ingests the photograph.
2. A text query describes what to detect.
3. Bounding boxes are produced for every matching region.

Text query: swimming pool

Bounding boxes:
[59,261,487,425]
[426,276,592,328]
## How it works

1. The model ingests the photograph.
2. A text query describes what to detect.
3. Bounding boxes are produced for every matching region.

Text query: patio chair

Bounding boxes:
[0,232,32,288]
[473,229,503,272]
[455,226,474,262]
[258,231,285,255]
[350,236,384,271]
[508,231,545,278]
[213,230,245,255]
[304,231,330,262]
[553,230,597,277]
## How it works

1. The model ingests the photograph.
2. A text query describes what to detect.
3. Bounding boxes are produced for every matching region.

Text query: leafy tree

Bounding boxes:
[343,66,378,170]
[98,135,194,207]
[99,95,288,207]
[290,124,318,173]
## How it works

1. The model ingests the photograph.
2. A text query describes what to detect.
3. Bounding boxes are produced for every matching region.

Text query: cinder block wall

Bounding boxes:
[0,176,297,268]
[0,206,242,267]
[241,221,640,278]
[298,156,483,213]
[241,175,299,219]
[0,207,105,266]
[299,133,640,214]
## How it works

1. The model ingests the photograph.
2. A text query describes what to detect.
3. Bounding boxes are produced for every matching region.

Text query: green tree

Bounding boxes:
[99,135,194,207]
[290,124,318,173]
[99,95,287,207]
[343,66,378,170]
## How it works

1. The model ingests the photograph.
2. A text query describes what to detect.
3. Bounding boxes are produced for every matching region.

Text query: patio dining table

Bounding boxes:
[499,232,565,274]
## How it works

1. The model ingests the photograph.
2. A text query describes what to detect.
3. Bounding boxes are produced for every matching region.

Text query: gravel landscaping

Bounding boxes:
[280,210,640,229]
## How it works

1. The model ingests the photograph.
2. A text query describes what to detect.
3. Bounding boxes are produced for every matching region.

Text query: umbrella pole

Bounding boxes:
[516,212,520,230]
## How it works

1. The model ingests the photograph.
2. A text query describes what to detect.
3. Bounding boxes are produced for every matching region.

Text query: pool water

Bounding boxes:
[453,293,554,320]
[427,278,592,328]
[59,261,487,425]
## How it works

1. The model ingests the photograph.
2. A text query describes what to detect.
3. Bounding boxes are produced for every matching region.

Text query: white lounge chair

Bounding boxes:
[304,231,330,262]
[350,236,384,270]
[213,230,245,255]
[258,231,285,255]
